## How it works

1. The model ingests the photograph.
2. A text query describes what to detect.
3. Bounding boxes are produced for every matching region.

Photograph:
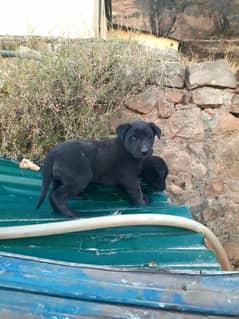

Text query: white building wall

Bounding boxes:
[0,0,98,38]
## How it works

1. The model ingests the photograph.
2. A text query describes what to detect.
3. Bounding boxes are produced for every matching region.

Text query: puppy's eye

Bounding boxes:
[146,133,154,140]
[129,136,137,143]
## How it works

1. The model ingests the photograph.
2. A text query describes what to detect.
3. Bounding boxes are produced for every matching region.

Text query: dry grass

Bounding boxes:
[180,41,239,71]
[223,45,239,72]
[0,38,158,163]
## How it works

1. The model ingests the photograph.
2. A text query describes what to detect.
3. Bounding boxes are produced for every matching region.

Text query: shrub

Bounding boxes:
[0,39,158,162]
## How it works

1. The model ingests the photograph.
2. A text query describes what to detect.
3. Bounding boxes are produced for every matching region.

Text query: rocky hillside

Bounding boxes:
[108,58,239,268]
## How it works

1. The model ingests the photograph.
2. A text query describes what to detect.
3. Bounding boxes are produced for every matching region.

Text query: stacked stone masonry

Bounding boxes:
[109,59,239,268]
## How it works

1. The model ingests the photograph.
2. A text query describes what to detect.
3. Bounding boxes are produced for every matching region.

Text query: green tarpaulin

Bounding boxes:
[0,158,220,270]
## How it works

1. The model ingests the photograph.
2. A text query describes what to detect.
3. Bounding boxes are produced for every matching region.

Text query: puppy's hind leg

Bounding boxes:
[49,184,75,218]
[49,178,90,218]
[47,180,63,214]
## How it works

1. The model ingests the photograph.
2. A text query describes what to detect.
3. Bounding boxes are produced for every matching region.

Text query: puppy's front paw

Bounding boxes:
[133,197,147,206]
[64,209,81,219]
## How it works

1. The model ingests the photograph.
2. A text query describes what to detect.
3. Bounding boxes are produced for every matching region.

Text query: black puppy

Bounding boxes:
[141,155,168,192]
[36,120,161,217]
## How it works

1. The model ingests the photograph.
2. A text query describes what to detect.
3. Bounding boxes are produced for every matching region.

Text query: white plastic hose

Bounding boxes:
[0,214,231,271]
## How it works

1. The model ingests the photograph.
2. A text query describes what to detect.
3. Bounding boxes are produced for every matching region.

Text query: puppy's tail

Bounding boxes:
[36,152,54,209]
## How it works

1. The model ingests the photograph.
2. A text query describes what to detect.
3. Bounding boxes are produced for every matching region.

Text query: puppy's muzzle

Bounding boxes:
[140,145,151,157]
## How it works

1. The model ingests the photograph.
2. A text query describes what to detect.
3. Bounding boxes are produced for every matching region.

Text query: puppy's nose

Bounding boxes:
[141,146,149,156]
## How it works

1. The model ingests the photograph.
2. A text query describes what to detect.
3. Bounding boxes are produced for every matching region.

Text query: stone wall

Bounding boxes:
[109,59,239,267]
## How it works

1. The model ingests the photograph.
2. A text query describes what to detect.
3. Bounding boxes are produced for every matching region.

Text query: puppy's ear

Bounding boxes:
[149,122,161,139]
[116,123,131,142]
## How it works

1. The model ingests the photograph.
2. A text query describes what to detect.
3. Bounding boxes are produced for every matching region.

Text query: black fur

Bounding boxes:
[36,120,161,218]
[141,155,168,191]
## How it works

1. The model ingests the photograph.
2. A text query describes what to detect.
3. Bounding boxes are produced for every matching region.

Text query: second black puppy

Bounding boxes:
[141,155,168,192]
[36,120,161,217]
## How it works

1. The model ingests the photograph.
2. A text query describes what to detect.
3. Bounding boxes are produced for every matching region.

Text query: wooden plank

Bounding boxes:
[0,288,230,319]
[0,253,238,317]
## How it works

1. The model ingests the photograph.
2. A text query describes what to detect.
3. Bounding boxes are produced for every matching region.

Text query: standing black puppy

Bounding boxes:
[36,120,161,217]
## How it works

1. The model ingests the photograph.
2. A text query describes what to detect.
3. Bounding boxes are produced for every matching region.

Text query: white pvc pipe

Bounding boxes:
[0,214,231,271]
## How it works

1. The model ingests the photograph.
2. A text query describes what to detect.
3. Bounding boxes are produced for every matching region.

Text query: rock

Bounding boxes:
[157,100,175,119]
[186,60,237,89]
[212,112,239,135]
[221,134,239,179]
[201,110,220,133]
[168,107,205,141]
[151,62,185,88]
[166,170,195,204]
[230,192,239,204]
[230,94,239,114]
[141,107,159,122]
[173,190,195,203]
[227,180,239,192]
[125,87,159,114]
[192,162,207,179]
[167,183,184,195]
[223,242,239,262]
[192,87,233,107]
[119,65,144,87]
[163,88,186,104]
[234,87,239,94]
[159,146,194,199]
[210,162,226,179]
[188,142,206,158]
[108,109,139,133]
[205,180,224,195]
[173,171,193,190]
[175,103,193,110]
[236,69,239,81]
[207,197,227,217]
[161,147,192,173]
[203,208,218,222]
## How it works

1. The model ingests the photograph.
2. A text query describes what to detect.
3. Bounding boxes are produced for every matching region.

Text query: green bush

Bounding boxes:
[0,39,158,162]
